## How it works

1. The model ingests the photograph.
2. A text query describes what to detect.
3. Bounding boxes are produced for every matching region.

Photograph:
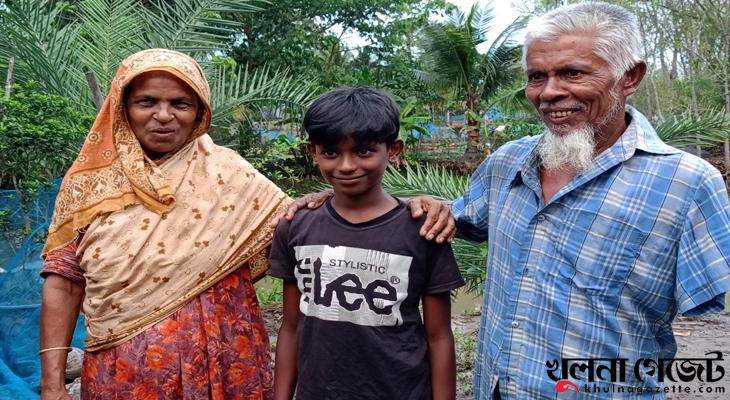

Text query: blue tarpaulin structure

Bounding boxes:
[0,181,85,399]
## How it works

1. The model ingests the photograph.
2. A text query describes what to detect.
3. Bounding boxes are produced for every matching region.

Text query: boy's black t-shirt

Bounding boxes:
[268,199,464,400]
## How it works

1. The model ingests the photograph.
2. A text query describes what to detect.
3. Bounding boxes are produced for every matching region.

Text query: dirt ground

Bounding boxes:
[666,313,730,399]
[62,300,729,399]
[261,305,730,400]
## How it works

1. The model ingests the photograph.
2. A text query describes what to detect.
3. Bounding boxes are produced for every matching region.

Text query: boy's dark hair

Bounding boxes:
[304,86,400,145]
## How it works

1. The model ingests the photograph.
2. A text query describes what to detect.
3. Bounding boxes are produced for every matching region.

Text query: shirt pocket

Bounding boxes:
[555,210,649,294]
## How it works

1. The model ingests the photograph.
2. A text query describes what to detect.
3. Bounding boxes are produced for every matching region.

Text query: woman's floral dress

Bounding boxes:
[42,241,273,400]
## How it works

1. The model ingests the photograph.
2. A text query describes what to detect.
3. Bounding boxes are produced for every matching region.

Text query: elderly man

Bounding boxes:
[276,2,730,399]
[441,2,730,399]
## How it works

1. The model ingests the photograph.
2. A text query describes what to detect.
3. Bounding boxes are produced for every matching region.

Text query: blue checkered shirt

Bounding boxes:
[452,107,730,399]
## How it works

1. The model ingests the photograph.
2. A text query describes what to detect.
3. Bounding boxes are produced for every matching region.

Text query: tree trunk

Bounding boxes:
[85,69,105,111]
[11,176,31,232]
[648,73,664,122]
[461,117,484,166]
[723,75,730,182]
[690,61,701,156]
[4,57,14,99]
[461,127,483,166]
[460,93,484,167]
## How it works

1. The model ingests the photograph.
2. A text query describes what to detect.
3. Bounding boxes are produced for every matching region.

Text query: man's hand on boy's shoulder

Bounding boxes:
[407,196,455,244]
[268,189,334,228]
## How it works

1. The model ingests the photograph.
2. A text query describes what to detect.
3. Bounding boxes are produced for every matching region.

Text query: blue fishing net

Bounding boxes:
[0,181,85,399]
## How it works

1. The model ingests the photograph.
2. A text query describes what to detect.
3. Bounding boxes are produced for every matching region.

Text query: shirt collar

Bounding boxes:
[509,106,679,187]
[624,105,680,156]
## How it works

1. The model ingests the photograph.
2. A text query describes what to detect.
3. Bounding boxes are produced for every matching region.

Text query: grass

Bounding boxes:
[455,328,478,398]
[256,276,284,305]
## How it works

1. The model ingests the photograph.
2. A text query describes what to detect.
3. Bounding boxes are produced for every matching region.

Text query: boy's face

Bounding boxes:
[309,137,404,199]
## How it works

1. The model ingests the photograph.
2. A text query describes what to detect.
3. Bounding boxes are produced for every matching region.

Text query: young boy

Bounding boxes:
[268,87,464,400]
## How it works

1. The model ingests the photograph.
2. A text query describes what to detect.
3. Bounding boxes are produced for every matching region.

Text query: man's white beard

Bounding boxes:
[537,126,596,172]
[537,85,623,173]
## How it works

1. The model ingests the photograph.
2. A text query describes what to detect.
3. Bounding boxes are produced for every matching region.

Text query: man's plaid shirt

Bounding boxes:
[452,107,730,399]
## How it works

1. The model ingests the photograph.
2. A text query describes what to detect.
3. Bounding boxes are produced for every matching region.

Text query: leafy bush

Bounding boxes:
[0,81,93,229]
[247,135,312,196]
[255,276,284,306]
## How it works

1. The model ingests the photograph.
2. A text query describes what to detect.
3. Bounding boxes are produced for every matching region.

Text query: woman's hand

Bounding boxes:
[407,196,456,243]
[268,189,334,228]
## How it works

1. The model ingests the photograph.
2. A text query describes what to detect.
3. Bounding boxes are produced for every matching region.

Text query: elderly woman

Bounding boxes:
[39,49,289,400]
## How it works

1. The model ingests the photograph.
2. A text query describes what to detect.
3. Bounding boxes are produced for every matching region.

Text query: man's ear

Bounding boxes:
[388,139,405,163]
[620,61,647,97]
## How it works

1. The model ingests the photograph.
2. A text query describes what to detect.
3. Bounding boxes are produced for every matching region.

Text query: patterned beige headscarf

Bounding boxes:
[43,49,213,255]
[43,49,289,351]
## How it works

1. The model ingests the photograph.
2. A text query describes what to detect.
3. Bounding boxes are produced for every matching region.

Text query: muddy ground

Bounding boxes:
[63,303,729,399]
[261,305,730,399]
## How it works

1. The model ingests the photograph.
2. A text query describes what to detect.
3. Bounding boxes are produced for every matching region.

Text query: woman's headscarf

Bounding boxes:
[43,49,290,351]
[43,49,213,255]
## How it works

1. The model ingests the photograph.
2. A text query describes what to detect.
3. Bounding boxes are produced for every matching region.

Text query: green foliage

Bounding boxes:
[255,276,284,305]
[488,111,544,148]
[74,0,147,90]
[418,4,525,99]
[0,81,92,186]
[0,81,92,228]
[381,163,486,293]
[247,135,311,196]
[455,331,476,396]
[382,163,468,200]
[1,0,314,122]
[0,209,11,232]
[656,110,730,149]
[140,0,263,52]
[208,63,316,132]
[0,0,85,100]
[398,98,431,150]
[451,239,487,293]
[417,3,525,155]
[228,0,446,91]
[489,82,534,115]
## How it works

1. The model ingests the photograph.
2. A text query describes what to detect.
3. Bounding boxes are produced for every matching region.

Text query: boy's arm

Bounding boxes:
[423,292,457,400]
[274,281,301,400]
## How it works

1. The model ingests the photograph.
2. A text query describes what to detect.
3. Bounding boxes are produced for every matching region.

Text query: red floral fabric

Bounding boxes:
[42,253,272,400]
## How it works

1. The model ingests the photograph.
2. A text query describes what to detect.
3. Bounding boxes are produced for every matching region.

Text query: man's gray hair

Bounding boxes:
[522,2,642,79]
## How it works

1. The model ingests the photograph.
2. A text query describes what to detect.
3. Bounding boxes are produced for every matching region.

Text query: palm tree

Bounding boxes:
[655,110,730,149]
[380,163,486,293]
[419,3,524,164]
[0,0,315,128]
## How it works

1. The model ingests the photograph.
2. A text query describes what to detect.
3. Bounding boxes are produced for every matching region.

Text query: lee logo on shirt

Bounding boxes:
[293,245,412,326]
[301,256,397,314]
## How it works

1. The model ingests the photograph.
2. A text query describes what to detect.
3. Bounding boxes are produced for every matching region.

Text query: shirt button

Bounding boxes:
[537,214,546,222]
[511,321,519,328]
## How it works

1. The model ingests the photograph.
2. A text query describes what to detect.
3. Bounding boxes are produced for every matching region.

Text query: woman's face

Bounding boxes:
[125,71,201,160]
